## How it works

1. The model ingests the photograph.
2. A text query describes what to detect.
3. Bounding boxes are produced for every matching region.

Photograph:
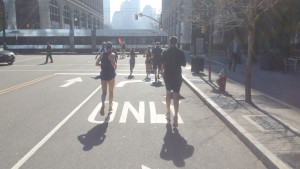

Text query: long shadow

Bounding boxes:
[160,122,194,167]
[92,75,101,80]
[77,113,111,151]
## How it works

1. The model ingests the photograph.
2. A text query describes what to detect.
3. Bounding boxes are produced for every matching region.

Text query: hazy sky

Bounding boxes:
[110,0,162,20]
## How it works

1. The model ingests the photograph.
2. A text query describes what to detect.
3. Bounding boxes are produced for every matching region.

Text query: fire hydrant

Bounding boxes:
[216,69,227,92]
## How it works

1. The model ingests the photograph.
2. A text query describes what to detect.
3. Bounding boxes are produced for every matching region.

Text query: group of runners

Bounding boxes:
[143,42,164,82]
[95,36,186,128]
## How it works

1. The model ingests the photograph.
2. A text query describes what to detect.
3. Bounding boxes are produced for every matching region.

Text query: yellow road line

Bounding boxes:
[0,74,56,95]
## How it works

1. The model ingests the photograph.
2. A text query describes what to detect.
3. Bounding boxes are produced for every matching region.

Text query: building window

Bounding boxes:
[63,5,71,29]
[49,0,60,28]
[97,19,100,29]
[16,0,40,29]
[88,14,92,29]
[93,18,96,29]
[81,13,86,29]
[74,10,79,29]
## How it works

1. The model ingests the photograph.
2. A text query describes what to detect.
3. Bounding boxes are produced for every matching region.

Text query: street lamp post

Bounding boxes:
[69,16,76,52]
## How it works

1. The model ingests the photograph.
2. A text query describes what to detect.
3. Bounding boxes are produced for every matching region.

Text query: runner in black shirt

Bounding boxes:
[152,42,163,82]
[161,36,186,128]
[127,48,137,77]
[95,41,117,116]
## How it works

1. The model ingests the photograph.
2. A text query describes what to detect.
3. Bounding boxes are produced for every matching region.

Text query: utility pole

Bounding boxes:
[177,0,183,49]
[1,0,6,45]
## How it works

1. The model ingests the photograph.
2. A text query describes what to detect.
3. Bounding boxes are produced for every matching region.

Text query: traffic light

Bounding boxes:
[135,13,138,20]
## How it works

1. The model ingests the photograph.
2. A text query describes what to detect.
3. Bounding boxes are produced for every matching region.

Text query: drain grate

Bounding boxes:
[243,115,285,131]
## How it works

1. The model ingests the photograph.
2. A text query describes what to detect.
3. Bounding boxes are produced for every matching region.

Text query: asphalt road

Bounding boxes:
[0,54,266,169]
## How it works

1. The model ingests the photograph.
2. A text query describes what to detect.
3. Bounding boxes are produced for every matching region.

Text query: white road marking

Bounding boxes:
[55,73,148,76]
[15,57,43,63]
[11,86,101,169]
[119,101,145,123]
[142,165,151,169]
[88,101,118,123]
[116,80,144,87]
[150,101,168,123]
[60,77,82,87]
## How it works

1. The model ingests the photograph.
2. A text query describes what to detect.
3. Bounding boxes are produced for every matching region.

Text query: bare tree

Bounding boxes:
[190,0,282,103]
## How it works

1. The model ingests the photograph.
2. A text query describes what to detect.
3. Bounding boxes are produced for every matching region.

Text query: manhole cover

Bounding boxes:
[243,115,285,131]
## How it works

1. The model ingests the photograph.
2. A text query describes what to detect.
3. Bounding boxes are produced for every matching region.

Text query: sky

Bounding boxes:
[109,0,162,20]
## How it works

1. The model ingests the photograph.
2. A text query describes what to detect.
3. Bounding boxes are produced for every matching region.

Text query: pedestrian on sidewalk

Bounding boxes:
[127,48,137,77]
[161,36,186,128]
[152,42,163,82]
[143,46,152,79]
[227,36,241,71]
[45,41,53,64]
[95,41,117,116]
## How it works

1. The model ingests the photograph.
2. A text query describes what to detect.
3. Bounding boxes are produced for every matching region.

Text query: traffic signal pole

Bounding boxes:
[135,13,162,29]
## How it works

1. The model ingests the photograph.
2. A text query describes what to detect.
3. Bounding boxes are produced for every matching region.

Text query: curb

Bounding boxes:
[182,75,291,169]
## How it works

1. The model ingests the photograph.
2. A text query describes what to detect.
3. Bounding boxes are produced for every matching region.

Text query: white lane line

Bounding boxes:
[11,86,101,169]
[13,64,94,66]
[55,73,148,76]
[15,57,43,63]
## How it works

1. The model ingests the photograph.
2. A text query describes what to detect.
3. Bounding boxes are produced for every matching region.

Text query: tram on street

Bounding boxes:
[0,29,168,53]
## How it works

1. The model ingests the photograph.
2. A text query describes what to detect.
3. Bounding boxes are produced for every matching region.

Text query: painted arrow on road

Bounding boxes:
[142,165,151,169]
[116,80,144,87]
[60,77,82,87]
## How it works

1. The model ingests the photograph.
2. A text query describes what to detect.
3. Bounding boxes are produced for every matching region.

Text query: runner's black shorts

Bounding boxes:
[152,61,161,70]
[164,76,182,93]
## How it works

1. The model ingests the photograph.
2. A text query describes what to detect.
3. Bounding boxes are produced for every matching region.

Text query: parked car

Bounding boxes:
[0,48,15,65]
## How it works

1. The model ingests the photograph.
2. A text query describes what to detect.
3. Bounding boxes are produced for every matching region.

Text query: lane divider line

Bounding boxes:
[0,74,56,95]
[11,86,101,169]
[15,57,43,63]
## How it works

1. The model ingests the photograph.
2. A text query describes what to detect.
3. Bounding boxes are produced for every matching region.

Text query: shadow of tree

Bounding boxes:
[160,122,194,167]
[77,113,111,151]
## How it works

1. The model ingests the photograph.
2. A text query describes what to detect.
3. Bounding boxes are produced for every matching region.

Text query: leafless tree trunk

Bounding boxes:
[245,0,256,103]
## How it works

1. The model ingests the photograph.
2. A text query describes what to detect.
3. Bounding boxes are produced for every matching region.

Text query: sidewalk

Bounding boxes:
[182,52,300,169]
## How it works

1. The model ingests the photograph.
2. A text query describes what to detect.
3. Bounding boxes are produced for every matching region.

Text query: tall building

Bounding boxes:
[140,5,155,29]
[103,0,110,28]
[161,0,192,51]
[3,0,104,30]
[111,0,140,29]
[111,0,158,30]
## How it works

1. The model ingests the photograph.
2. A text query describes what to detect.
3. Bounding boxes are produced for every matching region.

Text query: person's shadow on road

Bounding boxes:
[77,113,111,151]
[160,122,194,167]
